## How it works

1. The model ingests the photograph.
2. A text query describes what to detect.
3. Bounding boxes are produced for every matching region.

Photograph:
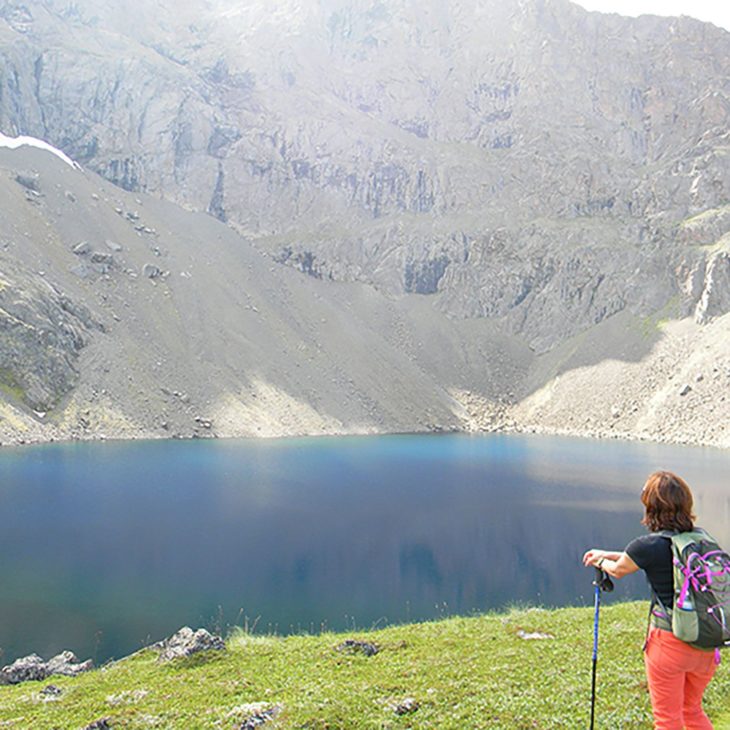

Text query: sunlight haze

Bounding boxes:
[572,0,730,31]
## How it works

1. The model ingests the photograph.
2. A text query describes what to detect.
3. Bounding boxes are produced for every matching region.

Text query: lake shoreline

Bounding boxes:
[1,418,727,452]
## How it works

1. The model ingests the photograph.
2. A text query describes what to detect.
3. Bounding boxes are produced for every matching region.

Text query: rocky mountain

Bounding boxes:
[0,0,729,447]
[0,143,534,444]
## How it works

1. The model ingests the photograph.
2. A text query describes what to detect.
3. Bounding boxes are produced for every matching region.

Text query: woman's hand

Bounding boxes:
[582,549,605,567]
[583,549,624,566]
[582,549,640,579]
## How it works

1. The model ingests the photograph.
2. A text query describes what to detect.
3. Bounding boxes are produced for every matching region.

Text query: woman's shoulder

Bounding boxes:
[628,531,672,546]
[625,531,672,569]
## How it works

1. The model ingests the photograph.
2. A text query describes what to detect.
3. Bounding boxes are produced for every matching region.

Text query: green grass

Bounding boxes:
[0,366,26,404]
[679,204,730,228]
[636,295,682,339]
[0,602,728,729]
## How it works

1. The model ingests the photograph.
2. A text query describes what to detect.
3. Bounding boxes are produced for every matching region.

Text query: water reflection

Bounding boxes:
[0,434,727,663]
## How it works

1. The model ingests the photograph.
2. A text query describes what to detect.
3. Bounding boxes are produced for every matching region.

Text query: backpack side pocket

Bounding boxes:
[672,601,699,644]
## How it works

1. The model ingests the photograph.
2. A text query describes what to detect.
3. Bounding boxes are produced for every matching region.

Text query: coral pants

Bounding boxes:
[644,627,718,729]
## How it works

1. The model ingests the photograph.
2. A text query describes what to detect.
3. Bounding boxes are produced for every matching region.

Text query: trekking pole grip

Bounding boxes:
[593,566,614,592]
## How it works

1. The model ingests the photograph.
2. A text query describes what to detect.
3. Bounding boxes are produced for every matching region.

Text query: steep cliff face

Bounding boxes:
[0,119,728,449]
[0,0,729,447]
[1,0,729,353]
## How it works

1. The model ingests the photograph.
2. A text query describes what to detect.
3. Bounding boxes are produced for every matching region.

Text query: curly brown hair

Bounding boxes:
[641,471,695,532]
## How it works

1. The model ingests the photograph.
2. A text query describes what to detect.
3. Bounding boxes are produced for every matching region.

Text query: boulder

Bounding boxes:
[156,627,225,662]
[70,262,91,278]
[15,173,40,191]
[82,719,113,730]
[73,241,92,255]
[46,650,93,676]
[226,703,282,729]
[335,639,379,657]
[0,651,93,685]
[142,263,162,279]
[91,252,114,265]
[0,654,46,684]
[90,251,115,274]
[393,697,419,715]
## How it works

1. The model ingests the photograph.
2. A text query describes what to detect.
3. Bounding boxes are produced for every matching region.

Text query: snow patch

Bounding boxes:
[0,132,81,169]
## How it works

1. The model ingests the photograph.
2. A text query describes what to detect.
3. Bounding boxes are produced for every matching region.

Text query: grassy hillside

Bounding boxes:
[1,602,728,729]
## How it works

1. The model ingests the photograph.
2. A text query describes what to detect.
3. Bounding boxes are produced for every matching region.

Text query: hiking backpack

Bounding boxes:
[652,528,730,650]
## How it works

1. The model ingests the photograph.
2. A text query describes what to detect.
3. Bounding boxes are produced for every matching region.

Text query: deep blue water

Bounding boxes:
[0,433,728,664]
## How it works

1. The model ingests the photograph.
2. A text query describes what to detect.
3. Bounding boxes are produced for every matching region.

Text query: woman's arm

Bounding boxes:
[582,548,623,563]
[582,549,640,579]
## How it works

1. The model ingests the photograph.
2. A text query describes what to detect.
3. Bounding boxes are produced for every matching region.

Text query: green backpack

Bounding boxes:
[650,528,730,650]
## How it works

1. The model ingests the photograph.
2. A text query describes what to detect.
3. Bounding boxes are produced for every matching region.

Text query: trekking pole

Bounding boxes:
[590,567,614,730]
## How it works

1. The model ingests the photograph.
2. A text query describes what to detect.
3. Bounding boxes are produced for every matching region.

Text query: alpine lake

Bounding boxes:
[1,433,728,665]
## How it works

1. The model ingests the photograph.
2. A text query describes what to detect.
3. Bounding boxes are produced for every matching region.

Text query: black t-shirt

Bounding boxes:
[625,532,674,608]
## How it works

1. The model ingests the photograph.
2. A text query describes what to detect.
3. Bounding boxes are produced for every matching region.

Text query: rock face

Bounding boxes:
[0,0,728,352]
[0,267,100,410]
[0,2,728,449]
[695,250,730,324]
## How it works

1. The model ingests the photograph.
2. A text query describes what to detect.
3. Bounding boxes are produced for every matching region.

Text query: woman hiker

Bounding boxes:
[582,471,719,730]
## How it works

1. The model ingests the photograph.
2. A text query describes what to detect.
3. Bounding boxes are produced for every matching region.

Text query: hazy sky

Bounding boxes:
[573,0,730,32]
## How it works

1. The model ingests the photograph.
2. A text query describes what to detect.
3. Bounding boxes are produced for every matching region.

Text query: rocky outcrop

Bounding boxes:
[0,269,100,410]
[695,250,730,324]
[0,651,93,685]
[155,627,225,662]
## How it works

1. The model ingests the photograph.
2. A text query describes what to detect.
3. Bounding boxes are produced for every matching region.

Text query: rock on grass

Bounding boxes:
[392,697,419,715]
[224,702,282,728]
[0,651,93,685]
[82,719,113,730]
[335,639,379,656]
[155,627,225,662]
